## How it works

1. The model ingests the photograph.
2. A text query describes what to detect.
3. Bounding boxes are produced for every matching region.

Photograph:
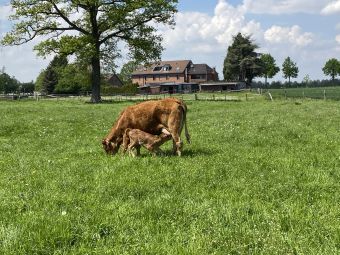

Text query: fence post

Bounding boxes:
[195,94,198,101]
[323,90,326,100]
[213,94,215,101]
[225,94,226,101]
[284,90,287,100]
[246,93,248,101]
[302,90,305,99]
[268,92,273,101]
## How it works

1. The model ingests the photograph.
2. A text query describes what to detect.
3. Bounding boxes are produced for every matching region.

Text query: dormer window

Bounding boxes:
[153,66,162,71]
[163,64,172,71]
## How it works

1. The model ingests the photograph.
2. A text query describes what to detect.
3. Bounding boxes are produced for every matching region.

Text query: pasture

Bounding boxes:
[0,98,339,254]
[268,86,340,100]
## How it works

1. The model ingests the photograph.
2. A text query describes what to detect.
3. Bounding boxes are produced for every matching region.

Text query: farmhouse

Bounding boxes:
[131,60,218,94]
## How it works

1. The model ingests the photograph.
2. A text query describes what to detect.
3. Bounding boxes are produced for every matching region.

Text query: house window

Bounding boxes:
[163,64,172,71]
[153,76,156,81]
[166,75,169,80]
[153,66,163,71]
[176,75,179,80]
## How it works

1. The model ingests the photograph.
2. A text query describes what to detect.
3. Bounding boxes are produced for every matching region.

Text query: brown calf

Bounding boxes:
[102,98,190,156]
[122,128,172,156]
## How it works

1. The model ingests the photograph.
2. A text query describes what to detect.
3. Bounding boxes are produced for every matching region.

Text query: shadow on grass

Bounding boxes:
[113,147,215,158]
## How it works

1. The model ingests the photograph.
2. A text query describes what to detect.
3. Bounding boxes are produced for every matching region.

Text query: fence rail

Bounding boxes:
[267,87,340,100]
[2,87,340,102]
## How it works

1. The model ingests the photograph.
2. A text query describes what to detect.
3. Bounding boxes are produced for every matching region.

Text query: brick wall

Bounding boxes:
[132,74,186,86]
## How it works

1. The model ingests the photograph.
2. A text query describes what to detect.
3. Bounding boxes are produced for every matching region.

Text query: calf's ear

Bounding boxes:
[102,139,107,145]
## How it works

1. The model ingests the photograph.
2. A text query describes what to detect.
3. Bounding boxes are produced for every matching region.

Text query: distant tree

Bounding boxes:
[0,71,19,93]
[119,61,139,85]
[282,57,299,86]
[2,1,177,103]
[55,63,91,94]
[42,55,68,94]
[223,33,264,85]
[260,53,280,87]
[302,74,311,87]
[322,58,340,82]
[35,70,46,92]
[20,82,35,94]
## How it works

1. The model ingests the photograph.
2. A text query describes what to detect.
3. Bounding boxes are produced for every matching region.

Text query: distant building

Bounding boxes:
[131,60,218,94]
[106,74,123,87]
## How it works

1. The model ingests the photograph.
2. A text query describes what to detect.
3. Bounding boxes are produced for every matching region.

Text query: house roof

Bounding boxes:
[188,64,215,75]
[107,74,123,87]
[132,60,192,75]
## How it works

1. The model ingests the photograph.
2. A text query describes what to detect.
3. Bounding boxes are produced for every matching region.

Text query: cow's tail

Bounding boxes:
[179,100,191,144]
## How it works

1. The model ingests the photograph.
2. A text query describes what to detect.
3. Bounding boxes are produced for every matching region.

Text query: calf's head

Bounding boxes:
[102,139,120,155]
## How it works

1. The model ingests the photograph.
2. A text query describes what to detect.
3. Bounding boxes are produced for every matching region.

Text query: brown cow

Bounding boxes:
[102,98,190,156]
[122,128,172,156]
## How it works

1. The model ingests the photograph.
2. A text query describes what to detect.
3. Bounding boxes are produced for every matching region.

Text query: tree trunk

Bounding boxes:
[90,55,101,103]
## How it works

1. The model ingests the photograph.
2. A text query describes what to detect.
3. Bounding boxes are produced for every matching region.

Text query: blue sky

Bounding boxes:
[1,0,340,82]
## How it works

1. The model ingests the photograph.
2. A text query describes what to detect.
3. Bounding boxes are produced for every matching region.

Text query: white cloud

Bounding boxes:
[336,34,340,44]
[321,0,340,15]
[242,0,332,14]
[162,0,262,54]
[264,25,314,46]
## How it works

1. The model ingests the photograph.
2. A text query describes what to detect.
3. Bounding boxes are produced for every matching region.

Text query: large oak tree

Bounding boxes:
[1,0,177,102]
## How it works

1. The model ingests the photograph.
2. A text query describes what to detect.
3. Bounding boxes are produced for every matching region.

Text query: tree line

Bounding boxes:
[0,67,34,94]
[223,33,340,87]
[1,1,339,98]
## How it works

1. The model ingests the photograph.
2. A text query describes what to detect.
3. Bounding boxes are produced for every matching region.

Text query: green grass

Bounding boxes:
[0,98,339,254]
[268,86,340,100]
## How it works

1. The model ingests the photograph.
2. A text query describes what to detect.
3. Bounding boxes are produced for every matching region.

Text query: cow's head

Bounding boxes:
[102,139,120,155]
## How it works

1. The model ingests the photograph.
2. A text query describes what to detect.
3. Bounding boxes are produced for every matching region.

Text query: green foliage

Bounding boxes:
[223,33,264,84]
[2,0,178,102]
[0,99,339,254]
[0,70,19,93]
[282,57,299,85]
[42,55,68,94]
[260,53,280,85]
[35,70,46,92]
[101,83,139,95]
[19,82,35,93]
[322,58,340,81]
[55,63,91,94]
[118,61,139,84]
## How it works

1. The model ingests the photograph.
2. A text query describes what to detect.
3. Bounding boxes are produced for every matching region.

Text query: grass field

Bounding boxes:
[268,86,340,100]
[0,98,339,254]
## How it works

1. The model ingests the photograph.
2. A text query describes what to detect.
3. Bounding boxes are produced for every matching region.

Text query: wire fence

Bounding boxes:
[2,87,340,102]
[0,90,254,102]
[267,87,340,100]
